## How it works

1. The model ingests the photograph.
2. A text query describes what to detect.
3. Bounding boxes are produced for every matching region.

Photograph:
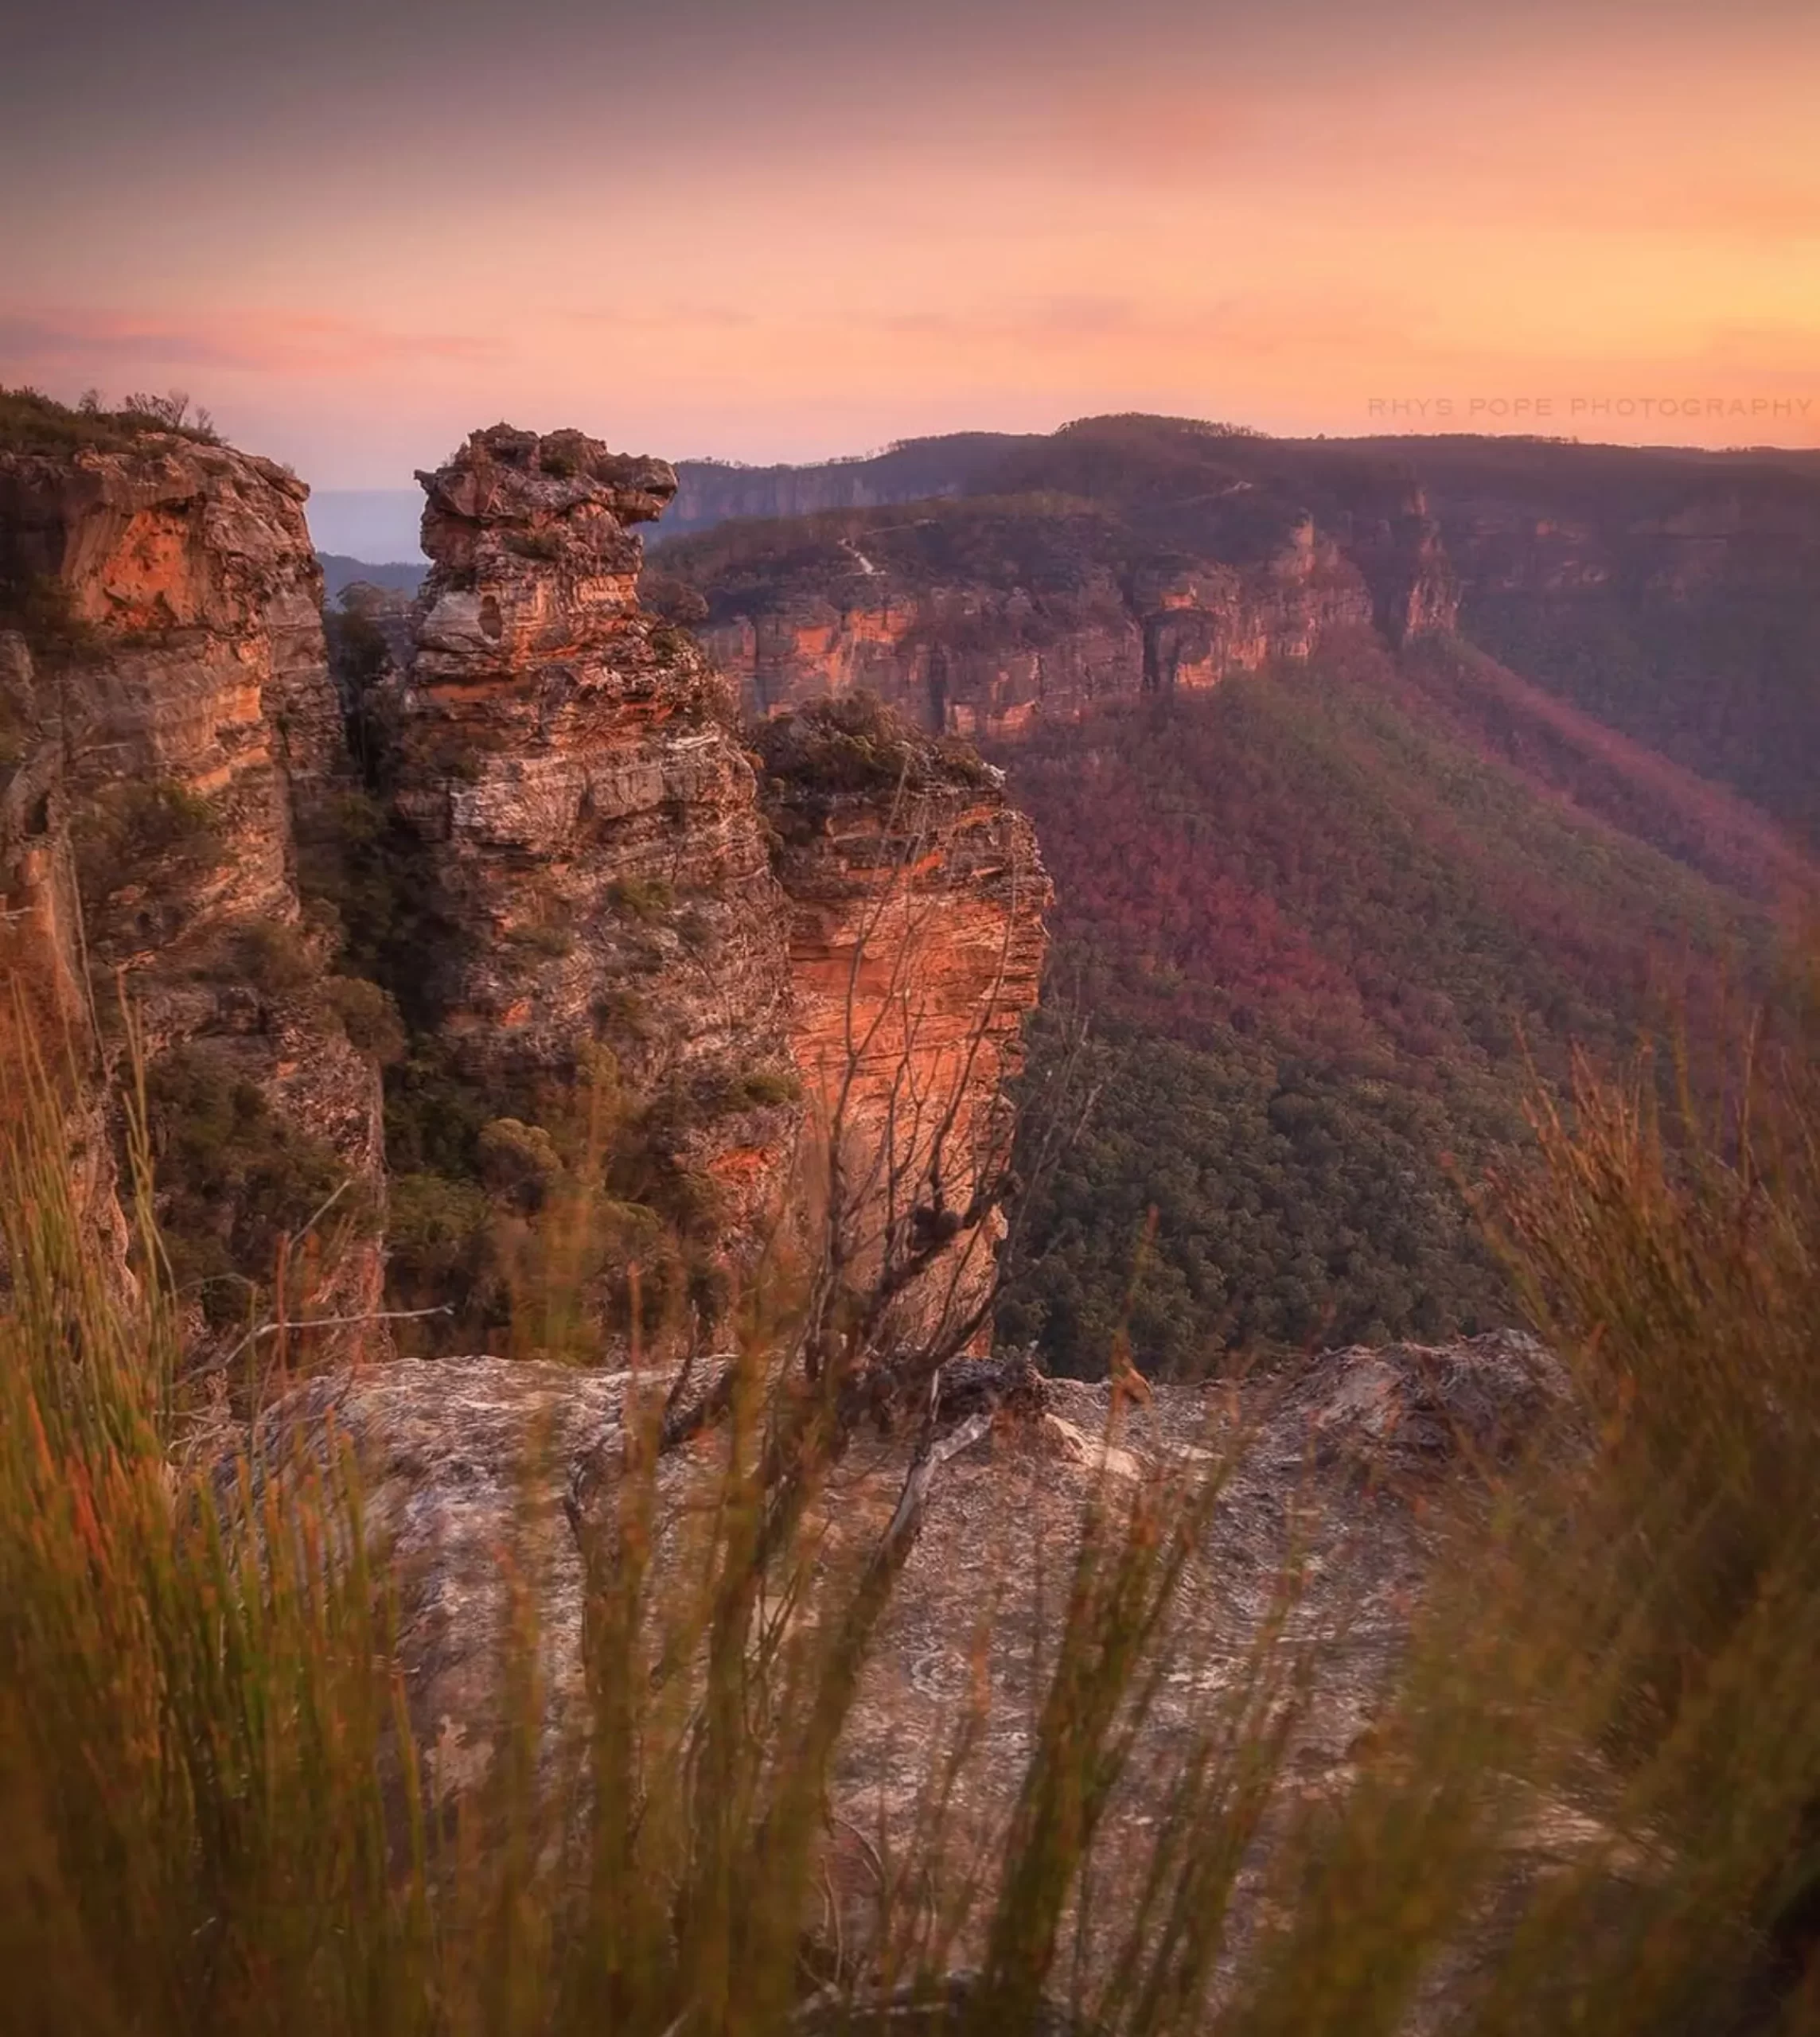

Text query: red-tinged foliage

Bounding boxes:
[996,641,1798,1377]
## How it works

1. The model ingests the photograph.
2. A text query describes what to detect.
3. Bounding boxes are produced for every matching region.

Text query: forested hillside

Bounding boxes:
[995,634,1799,1376]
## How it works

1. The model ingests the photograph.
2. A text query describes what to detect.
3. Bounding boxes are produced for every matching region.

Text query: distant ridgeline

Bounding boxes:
[649,414,1820,1375]
[651,416,1820,843]
[317,553,424,598]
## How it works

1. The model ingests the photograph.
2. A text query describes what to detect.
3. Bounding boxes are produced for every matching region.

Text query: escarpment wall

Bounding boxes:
[372,428,1049,1333]
[2,415,1052,1364]
[672,494,1457,742]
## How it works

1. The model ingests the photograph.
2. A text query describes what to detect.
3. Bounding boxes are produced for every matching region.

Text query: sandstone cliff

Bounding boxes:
[0,423,385,1342]
[360,426,797,1321]
[654,416,1820,796]
[360,428,1047,1345]
[681,522,1404,740]
[657,447,1458,739]
[754,698,1050,1349]
[1,403,1052,1372]
[249,1328,1569,1969]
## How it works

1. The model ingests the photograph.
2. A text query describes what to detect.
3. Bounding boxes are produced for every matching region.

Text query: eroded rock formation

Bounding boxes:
[368,426,798,1279]
[2,411,1051,1369]
[0,430,385,1334]
[364,430,1047,1336]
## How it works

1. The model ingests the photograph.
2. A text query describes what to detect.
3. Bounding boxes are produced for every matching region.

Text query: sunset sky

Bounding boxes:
[4,0,1817,485]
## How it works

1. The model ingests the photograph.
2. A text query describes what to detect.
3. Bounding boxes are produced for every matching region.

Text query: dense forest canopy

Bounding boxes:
[994,637,1796,1377]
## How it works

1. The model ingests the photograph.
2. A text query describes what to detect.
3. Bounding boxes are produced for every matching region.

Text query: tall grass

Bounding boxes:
[0,1027,430,2036]
[5,972,1820,2032]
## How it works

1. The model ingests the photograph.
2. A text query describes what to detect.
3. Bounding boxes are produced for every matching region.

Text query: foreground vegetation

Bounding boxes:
[3,963,1819,2032]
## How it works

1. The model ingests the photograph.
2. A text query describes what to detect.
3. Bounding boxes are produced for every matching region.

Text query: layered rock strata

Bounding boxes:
[754,702,1050,1348]
[374,426,800,1268]
[1,415,1053,1365]
[0,432,385,1333]
[679,504,1456,741]
[251,1329,1569,1966]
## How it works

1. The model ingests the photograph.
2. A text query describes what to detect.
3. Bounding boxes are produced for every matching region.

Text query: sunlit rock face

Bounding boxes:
[754,703,1050,1349]
[674,489,1456,740]
[0,431,385,1333]
[0,434,349,930]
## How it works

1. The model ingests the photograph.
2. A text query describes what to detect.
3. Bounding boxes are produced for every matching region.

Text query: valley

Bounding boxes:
[641,413,1818,1372]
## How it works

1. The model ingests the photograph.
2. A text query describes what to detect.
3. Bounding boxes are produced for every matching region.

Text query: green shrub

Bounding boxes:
[220,917,318,996]
[383,1048,500,1180]
[536,430,590,479]
[324,602,389,689]
[0,383,219,455]
[475,1116,565,1212]
[609,875,675,921]
[684,1066,802,1123]
[593,987,657,1041]
[72,779,223,909]
[732,1065,801,1109]
[142,1043,365,1326]
[507,919,576,958]
[754,691,996,808]
[385,1168,490,1307]
[322,976,407,1064]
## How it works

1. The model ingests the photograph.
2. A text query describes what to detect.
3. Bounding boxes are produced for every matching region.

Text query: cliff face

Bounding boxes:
[692,527,1413,740]
[657,417,1818,790]
[371,426,798,1273]
[0,430,386,1335]
[2,409,1053,1367]
[754,701,1050,1347]
[698,574,1140,739]
[663,465,1458,740]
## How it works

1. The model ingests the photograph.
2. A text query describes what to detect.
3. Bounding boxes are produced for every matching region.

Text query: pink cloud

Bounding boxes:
[0,306,504,380]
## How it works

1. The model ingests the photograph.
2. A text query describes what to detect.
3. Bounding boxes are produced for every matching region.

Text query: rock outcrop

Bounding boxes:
[754,699,1050,1348]
[689,532,1397,740]
[249,1328,1569,1952]
[355,430,1051,1344]
[0,429,385,1338]
[2,409,1053,1370]
[368,426,799,1286]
